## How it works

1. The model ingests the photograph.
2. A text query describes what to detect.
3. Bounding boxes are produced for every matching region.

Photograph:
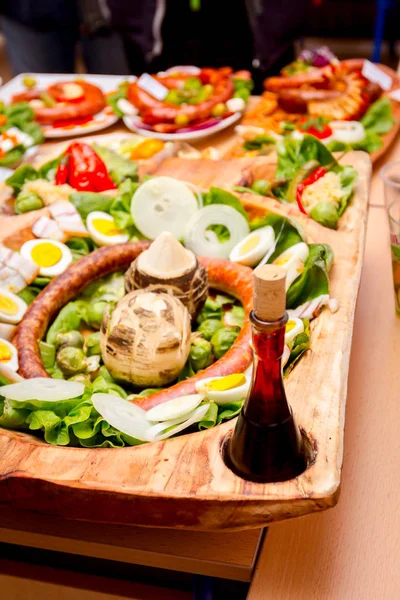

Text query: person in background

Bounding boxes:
[108,0,310,90]
[0,0,129,75]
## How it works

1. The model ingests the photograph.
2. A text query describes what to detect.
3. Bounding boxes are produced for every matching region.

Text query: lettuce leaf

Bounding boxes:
[284,319,310,376]
[286,243,333,308]
[275,134,335,182]
[204,186,250,221]
[251,213,305,262]
[92,143,138,186]
[360,97,395,135]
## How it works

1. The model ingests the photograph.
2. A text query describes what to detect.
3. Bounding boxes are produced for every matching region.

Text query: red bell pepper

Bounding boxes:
[54,142,116,192]
[296,167,327,214]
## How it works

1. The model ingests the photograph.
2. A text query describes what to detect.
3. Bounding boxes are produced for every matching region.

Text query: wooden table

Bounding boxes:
[248,159,400,599]
[1,125,400,599]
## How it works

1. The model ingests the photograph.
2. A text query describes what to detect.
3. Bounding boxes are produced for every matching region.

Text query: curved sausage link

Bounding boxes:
[16,248,254,402]
[16,242,150,378]
[128,68,235,125]
[12,80,106,124]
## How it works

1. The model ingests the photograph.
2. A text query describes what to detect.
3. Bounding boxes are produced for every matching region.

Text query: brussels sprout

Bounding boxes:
[211,327,239,359]
[197,318,223,341]
[251,179,271,196]
[190,338,213,372]
[85,331,101,356]
[14,192,43,214]
[310,202,339,230]
[68,373,92,387]
[55,330,84,350]
[87,301,108,329]
[56,346,87,376]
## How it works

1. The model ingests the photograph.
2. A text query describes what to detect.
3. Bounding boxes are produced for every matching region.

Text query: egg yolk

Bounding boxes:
[274,254,290,267]
[286,320,296,333]
[239,235,260,256]
[206,373,246,392]
[0,341,12,363]
[31,243,62,267]
[130,139,165,159]
[92,218,121,237]
[0,295,18,316]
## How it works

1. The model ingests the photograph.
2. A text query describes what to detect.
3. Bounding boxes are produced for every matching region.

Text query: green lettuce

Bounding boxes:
[360,97,395,135]
[92,143,138,185]
[251,213,305,262]
[284,319,310,376]
[286,243,333,308]
[204,186,249,221]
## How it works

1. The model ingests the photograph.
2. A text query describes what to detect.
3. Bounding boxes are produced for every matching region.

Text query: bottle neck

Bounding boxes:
[244,310,291,426]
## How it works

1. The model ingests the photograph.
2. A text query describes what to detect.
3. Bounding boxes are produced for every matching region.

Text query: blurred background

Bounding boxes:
[0,0,398,86]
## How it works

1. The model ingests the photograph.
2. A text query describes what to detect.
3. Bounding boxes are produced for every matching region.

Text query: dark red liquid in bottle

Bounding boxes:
[227,310,307,483]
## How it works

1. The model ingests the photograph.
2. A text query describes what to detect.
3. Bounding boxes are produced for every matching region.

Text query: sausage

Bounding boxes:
[16,242,150,378]
[128,67,235,125]
[16,247,254,402]
[133,257,253,411]
[277,88,343,113]
[12,80,106,125]
[264,65,333,92]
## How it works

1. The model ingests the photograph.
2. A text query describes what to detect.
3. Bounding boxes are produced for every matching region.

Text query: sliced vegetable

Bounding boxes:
[131,176,200,240]
[145,394,203,422]
[91,392,150,442]
[184,205,250,259]
[0,378,84,402]
[146,403,210,442]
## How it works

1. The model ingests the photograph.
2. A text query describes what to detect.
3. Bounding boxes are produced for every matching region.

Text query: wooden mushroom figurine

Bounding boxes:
[100,289,191,387]
[125,231,208,319]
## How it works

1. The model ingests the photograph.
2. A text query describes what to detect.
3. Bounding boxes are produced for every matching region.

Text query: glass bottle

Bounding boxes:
[227,265,307,483]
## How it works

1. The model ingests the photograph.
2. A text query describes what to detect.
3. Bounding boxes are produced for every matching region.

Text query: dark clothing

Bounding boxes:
[0,0,79,31]
[109,0,309,84]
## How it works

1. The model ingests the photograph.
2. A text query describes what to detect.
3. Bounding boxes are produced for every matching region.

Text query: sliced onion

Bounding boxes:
[145,394,203,422]
[92,393,151,442]
[184,205,250,258]
[131,176,199,240]
[330,120,366,144]
[1,378,84,401]
[146,403,210,442]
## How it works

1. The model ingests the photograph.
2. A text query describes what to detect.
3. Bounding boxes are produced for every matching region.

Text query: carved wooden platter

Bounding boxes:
[0,151,371,531]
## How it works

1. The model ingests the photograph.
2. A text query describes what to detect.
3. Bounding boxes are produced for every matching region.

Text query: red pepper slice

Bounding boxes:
[55,161,69,185]
[64,142,116,192]
[296,167,327,214]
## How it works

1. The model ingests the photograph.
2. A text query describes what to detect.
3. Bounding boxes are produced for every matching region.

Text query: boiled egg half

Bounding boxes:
[87,211,129,246]
[195,373,250,405]
[0,338,18,371]
[0,290,27,324]
[20,239,73,277]
[273,242,309,290]
[285,317,304,347]
[229,225,275,267]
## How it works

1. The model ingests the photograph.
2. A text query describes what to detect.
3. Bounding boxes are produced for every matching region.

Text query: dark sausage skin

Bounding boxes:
[16,245,254,410]
[12,80,106,125]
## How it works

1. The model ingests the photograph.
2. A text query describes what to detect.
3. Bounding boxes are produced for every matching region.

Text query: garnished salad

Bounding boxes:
[0,101,43,166]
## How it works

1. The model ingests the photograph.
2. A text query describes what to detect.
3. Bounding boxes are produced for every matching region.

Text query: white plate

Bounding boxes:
[123,111,243,142]
[0,73,136,139]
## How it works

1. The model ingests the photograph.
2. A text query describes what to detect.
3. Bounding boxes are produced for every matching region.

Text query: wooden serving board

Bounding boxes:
[0,152,371,531]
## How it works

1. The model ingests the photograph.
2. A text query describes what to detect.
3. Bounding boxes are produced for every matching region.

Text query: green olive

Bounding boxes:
[56,346,87,376]
[174,114,189,127]
[14,192,43,214]
[251,179,271,196]
[211,103,227,118]
[23,76,37,88]
[55,330,85,350]
[310,202,339,230]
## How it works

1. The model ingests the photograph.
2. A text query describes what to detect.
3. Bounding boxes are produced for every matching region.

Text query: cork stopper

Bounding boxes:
[253,265,286,322]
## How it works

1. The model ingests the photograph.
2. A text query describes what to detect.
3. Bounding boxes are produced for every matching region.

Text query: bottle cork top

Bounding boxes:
[253,265,286,322]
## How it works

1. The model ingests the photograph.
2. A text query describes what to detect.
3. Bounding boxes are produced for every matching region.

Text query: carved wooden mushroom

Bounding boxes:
[100,289,191,387]
[125,232,208,319]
